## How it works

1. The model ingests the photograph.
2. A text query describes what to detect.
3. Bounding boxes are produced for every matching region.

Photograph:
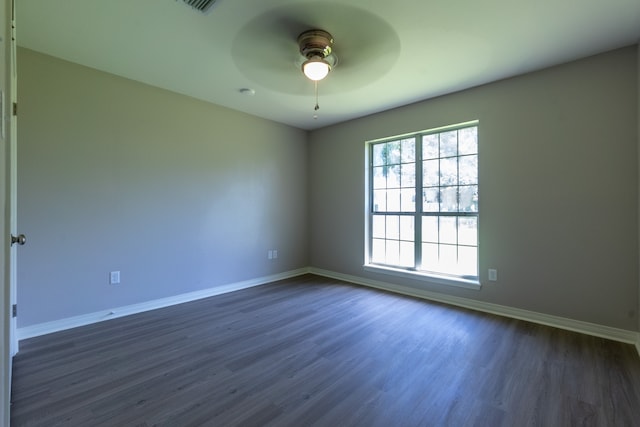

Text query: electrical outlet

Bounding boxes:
[110,271,120,285]
[273,250,278,259]
[268,250,273,259]
[488,269,497,281]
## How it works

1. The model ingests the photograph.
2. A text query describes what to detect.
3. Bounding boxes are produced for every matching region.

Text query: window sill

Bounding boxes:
[363,264,481,290]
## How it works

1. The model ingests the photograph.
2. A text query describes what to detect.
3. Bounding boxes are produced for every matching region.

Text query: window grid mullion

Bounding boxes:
[415,136,422,270]
[456,130,460,265]
[369,146,380,264]
[438,134,442,265]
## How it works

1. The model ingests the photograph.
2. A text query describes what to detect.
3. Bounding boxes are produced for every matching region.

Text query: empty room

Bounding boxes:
[2,0,640,425]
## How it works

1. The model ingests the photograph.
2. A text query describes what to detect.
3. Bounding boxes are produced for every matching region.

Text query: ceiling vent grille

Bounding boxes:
[180,0,218,14]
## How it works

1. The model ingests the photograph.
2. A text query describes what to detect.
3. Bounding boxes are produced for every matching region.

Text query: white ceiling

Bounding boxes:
[17,0,640,130]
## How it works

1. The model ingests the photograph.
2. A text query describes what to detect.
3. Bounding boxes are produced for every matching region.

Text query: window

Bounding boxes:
[367,122,479,284]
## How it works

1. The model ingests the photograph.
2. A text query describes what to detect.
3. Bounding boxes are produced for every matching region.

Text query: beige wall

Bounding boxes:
[309,46,639,330]
[17,48,309,326]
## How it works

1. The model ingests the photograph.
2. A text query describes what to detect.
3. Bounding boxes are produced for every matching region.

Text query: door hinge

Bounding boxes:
[12,102,17,116]
[12,304,17,318]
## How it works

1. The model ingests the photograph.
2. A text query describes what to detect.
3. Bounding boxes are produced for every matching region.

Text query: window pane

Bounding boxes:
[440,157,457,186]
[400,189,415,212]
[440,187,458,212]
[399,241,415,267]
[458,246,478,276]
[458,216,478,246]
[459,155,477,185]
[401,138,416,163]
[387,189,401,211]
[386,215,399,240]
[440,131,457,157]
[422,243,439,271]
[386,240,400,265]
[372,215,385,239]
[423,134,439,159]
[459,185,478,212]
[372,239,385,263]
[387,165,401,188]
[423,188,439,212]
[401,163,415,187]
[439,244,457,273]
[373,190,387,212]
[373,166,386,189]
[422,216,438,243]
[400,216,414,241]
[423,159,439,187]
[373,144,386,166]
[459,127,477,155]
[387,141,401,165]
[440,216,457,244]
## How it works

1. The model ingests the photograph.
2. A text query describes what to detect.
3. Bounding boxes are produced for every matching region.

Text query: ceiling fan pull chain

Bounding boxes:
[314,81,320,111]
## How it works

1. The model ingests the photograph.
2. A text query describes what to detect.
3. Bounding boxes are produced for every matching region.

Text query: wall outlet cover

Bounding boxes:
[110,271,121,284]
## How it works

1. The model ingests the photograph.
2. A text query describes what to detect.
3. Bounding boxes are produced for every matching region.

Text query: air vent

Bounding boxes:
[180,0,218,14]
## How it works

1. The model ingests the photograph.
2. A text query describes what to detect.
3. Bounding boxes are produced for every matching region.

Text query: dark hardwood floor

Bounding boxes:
[10,274,640,426]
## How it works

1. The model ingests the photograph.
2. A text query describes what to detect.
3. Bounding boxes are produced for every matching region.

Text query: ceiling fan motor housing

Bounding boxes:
[298,29,334,59]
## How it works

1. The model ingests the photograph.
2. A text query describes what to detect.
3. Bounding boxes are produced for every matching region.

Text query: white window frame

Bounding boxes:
[364,121,480,290]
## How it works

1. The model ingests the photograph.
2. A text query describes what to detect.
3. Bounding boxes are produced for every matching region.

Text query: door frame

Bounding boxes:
[1,0,16,423]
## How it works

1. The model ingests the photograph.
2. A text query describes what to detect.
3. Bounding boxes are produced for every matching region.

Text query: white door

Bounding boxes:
[6,0,16,358]
[1,0,17,424]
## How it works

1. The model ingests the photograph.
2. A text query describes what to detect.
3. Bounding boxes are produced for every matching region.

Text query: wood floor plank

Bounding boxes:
[11,274,640,426]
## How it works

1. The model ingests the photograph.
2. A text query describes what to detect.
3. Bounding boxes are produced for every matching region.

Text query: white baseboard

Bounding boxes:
[309,267,640,349]
[17,266,640,358]
[18,268,310,341]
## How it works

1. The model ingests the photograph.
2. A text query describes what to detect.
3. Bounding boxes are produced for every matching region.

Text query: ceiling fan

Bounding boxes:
[230,3,400,113]
[297,29,337,82]
[297,29,338,112]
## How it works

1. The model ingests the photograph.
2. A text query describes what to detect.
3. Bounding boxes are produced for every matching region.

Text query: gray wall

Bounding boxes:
[17,48,308,327]
[17,45,640,333]
[309,46,639,330]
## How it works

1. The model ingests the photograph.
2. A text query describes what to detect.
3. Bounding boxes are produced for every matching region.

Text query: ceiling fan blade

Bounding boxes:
[231,2,400,95]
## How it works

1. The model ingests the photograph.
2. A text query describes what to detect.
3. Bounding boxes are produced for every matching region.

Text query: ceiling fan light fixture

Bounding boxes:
[298,29,335,82]
[302,56,331,81]
[297,29,336,112]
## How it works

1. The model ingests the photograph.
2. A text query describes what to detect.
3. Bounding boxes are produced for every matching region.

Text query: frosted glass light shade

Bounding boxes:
[302,57,330,81]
